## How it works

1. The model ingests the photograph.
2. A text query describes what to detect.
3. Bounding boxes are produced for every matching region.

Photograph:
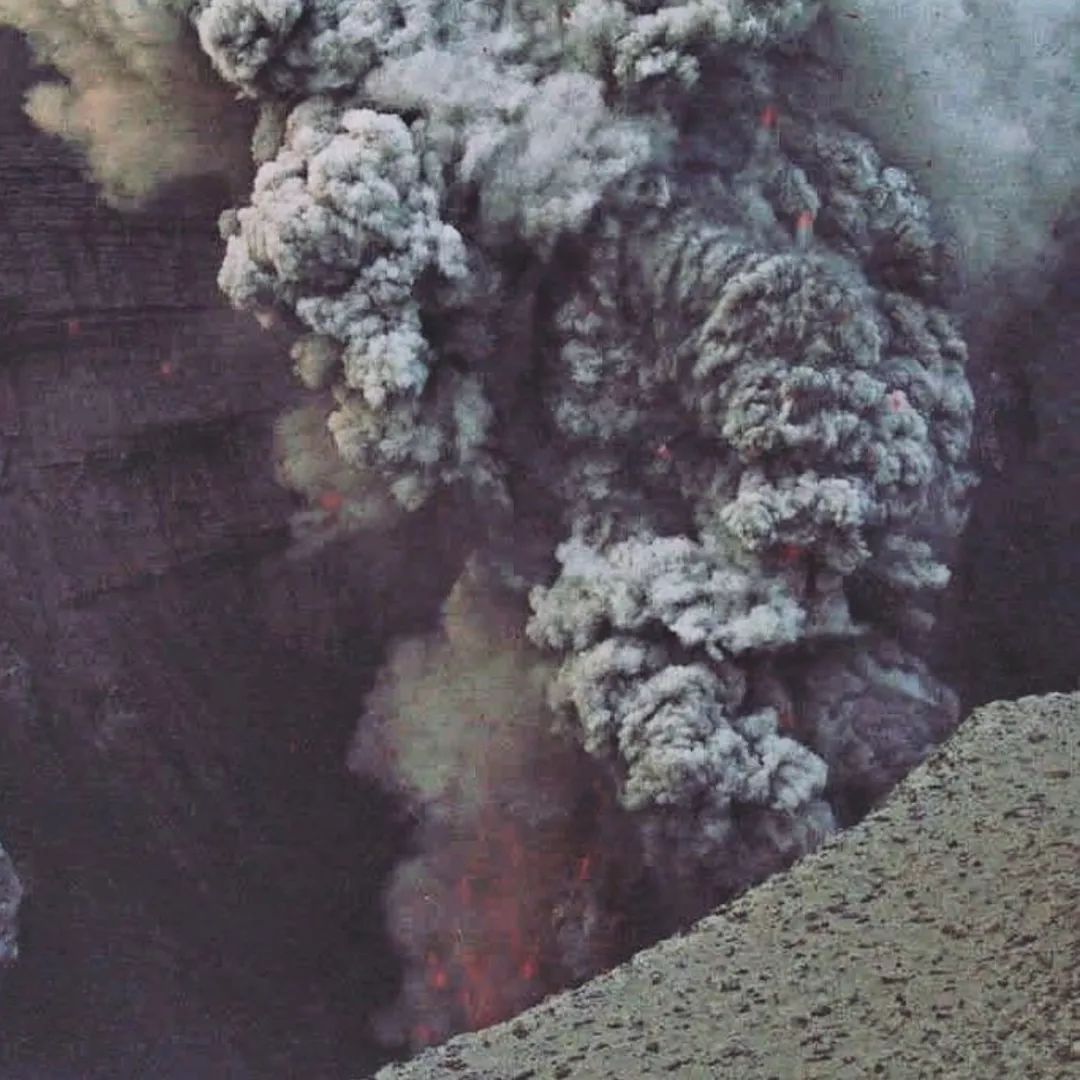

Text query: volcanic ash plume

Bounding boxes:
[21,0,978,1048]
[0,0,252,207]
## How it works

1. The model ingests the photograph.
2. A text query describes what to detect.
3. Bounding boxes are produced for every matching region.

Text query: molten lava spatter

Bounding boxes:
[357,572,657,1051]
[393,804,624,1049]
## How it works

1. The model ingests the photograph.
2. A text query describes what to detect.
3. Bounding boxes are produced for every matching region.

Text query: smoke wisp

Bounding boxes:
[813,0,1080,332]
[0,0,252,207]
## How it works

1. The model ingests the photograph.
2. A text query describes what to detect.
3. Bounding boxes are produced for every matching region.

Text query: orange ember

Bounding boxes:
[319,489,345,514]
[426,951,450,991]
[779,543,804,565]
[760,104,779,129]
[411,1024,437,1047]
[406,808,616,1045]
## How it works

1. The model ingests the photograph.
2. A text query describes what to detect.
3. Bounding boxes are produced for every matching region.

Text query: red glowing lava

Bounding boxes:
[396,799,633,1050]
[318,489,345,514]
[437,815,550,1031]
[778,543,805,565]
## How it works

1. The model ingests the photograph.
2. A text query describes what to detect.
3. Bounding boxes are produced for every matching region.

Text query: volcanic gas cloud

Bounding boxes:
[3,0,992,1053]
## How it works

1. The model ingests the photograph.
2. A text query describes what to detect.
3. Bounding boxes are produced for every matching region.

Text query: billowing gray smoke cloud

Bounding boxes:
[813,0,1080,330]
[5,0,989,1050]
[177,0,978,1044]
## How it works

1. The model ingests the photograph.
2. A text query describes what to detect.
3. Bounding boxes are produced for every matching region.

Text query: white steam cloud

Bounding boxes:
[5,0,1076,1055]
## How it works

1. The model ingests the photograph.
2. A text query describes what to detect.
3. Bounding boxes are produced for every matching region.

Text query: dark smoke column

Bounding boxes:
[182,0,975,1046]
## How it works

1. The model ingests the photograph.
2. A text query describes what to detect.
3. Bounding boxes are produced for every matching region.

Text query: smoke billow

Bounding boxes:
[182,0,980,1046]
[7,0,1039,1055]
[350,564,645,1046]
[0,0,252,207]
[812,0,1080,329]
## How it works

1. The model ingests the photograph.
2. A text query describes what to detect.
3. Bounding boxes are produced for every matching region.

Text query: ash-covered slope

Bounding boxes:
[375,691,1080,1079]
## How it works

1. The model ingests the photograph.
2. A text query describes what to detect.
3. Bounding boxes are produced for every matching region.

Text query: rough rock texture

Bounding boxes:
[0,27,462,1078]
[376,692,1080,1079]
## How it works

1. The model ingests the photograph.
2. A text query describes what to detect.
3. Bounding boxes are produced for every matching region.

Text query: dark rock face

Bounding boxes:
[941,239,1080,706]
[0,28,464,1078]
